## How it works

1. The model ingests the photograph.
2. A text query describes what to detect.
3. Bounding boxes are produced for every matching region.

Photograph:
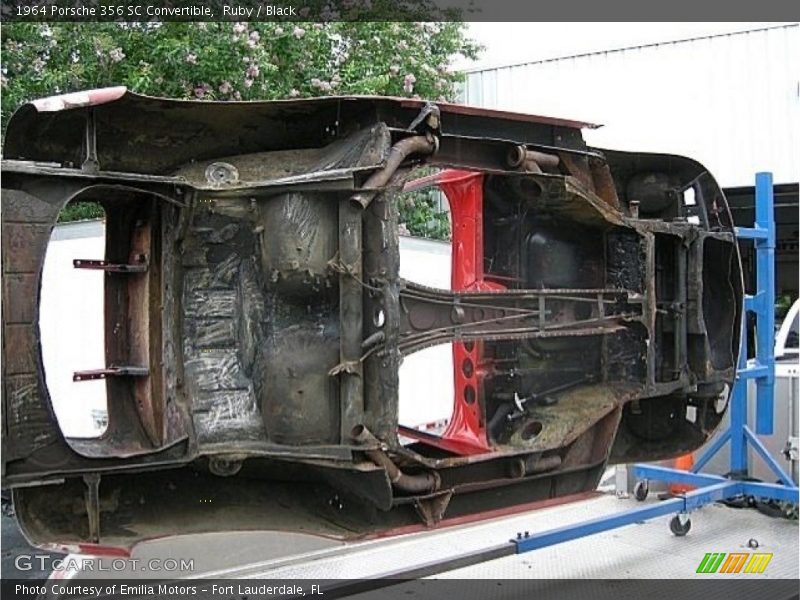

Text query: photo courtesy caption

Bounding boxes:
[16,583,322,596]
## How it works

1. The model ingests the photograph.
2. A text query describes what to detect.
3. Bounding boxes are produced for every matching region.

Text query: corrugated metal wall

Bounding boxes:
[463,24,799,188]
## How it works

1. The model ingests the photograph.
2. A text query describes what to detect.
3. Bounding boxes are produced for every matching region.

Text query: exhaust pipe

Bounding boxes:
[509,454,563,479]
[507,145,560,173]
[350,134,438,209]
[352,425,441,494]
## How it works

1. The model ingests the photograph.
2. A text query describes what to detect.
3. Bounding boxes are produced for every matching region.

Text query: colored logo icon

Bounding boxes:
[696,552,773,574]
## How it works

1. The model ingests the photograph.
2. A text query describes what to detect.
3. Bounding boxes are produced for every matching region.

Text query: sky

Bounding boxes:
[456,22,788,71]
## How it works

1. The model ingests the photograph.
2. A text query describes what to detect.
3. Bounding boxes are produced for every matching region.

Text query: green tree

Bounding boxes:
[1,22,479,108]
[1,22,479,238]
[397,167,451,240]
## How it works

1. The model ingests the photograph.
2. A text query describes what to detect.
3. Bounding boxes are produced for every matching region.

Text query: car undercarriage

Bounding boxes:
[1,90,742,549]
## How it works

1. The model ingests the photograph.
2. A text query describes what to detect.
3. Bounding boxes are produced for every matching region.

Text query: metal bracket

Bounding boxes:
[73,366,149,382]
[82,109,99,173]
[83,473,101,543]
[407,102,441,133]
[413,490,453,527]
[73,258,148,273]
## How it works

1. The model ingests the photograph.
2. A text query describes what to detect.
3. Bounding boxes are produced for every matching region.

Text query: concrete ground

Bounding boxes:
[1,509,63,581]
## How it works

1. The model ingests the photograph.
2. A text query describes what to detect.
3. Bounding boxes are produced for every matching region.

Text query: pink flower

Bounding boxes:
[218,81,233,94]
[389,64,400,75]
[243,78,253,88]
[403,73,416,94]
[275,26,284,35]
[293,26,306,39]
[233,22,247,34]
[194,86,206,99]
[109,47,125,63]
[310,78,333,93]
[246,64,260,78]
[249,31,260,42]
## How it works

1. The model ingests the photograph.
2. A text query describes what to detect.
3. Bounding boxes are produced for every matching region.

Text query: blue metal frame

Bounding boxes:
[512,172,798,555]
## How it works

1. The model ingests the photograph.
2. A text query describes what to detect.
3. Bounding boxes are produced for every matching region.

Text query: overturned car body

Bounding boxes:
[2,90,742,549]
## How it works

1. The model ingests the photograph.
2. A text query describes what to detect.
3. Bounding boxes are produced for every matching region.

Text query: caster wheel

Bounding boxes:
[669,515,691,537]
[634,480,649,502]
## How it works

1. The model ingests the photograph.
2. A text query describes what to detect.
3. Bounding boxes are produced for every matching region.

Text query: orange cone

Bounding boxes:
[669,453,696,494]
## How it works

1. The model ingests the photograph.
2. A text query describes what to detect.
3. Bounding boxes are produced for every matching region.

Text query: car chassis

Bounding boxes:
[1,90,742,549]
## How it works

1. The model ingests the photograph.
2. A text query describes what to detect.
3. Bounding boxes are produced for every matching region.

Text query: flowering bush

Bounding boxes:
[399,187,451,240]
[397,167,451,240]
[1,21,479,238]
[1,21,478,122]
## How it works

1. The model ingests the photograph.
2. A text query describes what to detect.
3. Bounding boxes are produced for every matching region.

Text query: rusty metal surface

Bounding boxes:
[1,92,742,550]
[3,90,592,176]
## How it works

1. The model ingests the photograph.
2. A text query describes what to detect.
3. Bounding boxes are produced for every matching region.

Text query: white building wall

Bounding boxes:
[40,221,107,438]
[397,236,454,429]
[463,24,799,188]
